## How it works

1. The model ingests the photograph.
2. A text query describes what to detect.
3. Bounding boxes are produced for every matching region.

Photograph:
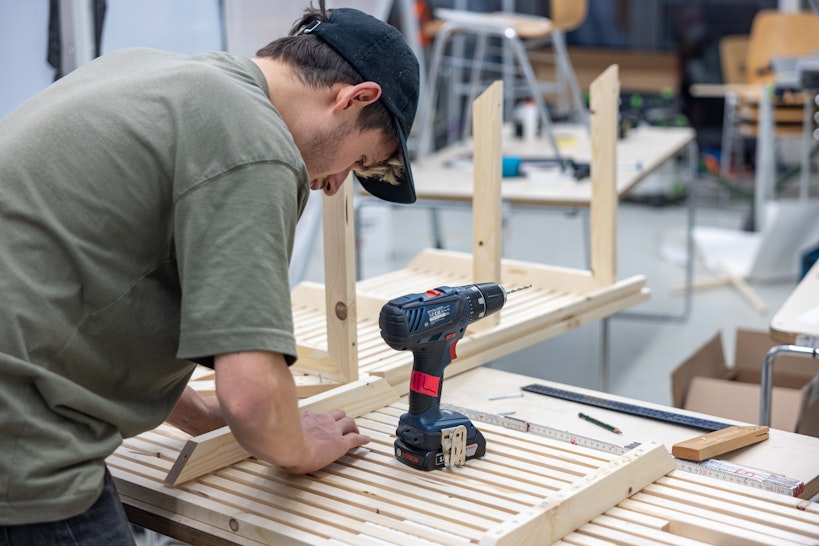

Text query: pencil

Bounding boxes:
[578,412,622,434]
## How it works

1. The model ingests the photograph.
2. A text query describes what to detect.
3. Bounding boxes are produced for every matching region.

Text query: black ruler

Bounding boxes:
[521,383,734,432]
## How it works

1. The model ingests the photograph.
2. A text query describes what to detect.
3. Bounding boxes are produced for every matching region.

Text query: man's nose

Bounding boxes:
[325,168,353,195]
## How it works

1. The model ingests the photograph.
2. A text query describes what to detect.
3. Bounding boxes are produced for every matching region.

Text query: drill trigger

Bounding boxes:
[447,333,458,361]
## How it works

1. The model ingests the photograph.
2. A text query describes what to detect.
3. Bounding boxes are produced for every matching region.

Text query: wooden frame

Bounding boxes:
[164,66,649,485]
[111,402,819,545]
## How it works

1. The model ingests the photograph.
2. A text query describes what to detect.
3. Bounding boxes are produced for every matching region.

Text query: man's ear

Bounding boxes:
[332,82,382,113]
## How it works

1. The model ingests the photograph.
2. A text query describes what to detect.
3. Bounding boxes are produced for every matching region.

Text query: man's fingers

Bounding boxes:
[346,432,371,450]
[327,409,347,421]
[337,415,361,435]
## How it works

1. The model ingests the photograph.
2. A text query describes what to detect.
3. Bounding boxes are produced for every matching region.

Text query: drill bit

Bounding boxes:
[506,284,532,295]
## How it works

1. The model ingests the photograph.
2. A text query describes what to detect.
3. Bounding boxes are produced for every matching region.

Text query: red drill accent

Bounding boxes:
[409,370,440,397]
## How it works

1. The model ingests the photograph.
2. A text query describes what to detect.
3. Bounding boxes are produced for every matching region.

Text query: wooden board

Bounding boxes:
[164,376,399,485]
[471,80,503,332]
[672,426,769,462]
[112,403,673,545]
[110,403,819,546]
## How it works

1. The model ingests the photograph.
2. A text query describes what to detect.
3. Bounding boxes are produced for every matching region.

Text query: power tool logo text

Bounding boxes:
[426,305,450,325]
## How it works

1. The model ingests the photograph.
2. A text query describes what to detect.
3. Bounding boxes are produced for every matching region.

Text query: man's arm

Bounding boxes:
[166,386,225,436]
[214,350,370,474]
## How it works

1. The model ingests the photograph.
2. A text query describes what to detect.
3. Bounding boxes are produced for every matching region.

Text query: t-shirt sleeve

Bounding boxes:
[173,162,301,364]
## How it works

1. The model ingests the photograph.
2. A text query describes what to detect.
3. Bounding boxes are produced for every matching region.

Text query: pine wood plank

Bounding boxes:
[478,442,677,545]
[471,80,503,332]
[624,494,817,545]
[589,64,618,286]
[112,402,819,545]
[586,514,709,546]
[620,498,808,546]
[671,425,769,462]
[164,376,399,485]
[663,470,819,515]
[213,465,476,546]
[321,180,358,383]
[643,482,819,539]
[574,521,682,546]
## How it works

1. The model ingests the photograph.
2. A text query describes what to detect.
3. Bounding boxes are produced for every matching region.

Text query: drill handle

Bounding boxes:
[407,343,452,418]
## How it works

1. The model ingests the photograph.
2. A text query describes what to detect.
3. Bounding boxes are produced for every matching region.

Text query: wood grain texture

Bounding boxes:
[111,405,819,545]
[471,81,503,332]
[672,426,769,462]
[164,377,399,485]
[589,64,618,286]
[320,179,358,383]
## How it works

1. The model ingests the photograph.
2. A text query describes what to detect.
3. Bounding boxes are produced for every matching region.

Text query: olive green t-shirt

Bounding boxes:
[0,48,309,524]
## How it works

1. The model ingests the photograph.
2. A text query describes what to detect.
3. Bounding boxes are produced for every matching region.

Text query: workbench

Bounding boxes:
[445,366,819,500]
[770,259,819,346]
[408,124,696,208]
[109,365,819,545]
[761,259,819,431]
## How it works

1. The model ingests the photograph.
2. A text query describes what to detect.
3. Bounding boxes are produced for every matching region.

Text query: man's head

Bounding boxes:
[256,4,419,203]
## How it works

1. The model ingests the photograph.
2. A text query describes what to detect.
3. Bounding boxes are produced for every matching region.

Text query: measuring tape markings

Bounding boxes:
[442,402,805,498]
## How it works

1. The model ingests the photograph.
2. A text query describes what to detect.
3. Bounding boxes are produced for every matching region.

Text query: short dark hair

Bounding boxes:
[255,8,397,146]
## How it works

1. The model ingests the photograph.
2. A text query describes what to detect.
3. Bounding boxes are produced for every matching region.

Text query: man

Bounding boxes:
[0,3,419,543]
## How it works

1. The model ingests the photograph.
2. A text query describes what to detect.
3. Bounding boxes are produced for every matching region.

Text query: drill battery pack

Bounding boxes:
[394,412,486,471]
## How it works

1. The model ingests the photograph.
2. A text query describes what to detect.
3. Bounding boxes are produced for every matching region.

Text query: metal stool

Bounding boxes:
[415,8,587,161]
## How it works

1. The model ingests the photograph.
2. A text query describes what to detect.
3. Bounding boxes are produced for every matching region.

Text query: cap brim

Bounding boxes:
[354,119,416,204]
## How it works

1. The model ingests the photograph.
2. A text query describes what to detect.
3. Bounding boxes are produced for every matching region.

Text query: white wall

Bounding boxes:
[0,0,223,118]
[101,0,222,55]
[0,1,57,117]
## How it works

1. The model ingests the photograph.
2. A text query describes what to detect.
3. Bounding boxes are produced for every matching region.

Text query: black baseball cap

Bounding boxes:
[301,8,419,204]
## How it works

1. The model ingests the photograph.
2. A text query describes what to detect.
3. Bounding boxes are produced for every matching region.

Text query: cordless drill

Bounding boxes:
[379,282,529,470]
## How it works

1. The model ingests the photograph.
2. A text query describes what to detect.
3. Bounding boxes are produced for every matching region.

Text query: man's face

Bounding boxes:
[299,125,396,197]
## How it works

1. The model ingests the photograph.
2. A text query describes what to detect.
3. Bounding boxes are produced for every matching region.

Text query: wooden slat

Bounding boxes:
[663,470,819,515]
[164,376,399,485]
[478,442,677,545]
[112,402,819,545]
[581,514,708,545]
[471,80,503,332]
[619,498,810,546]
[320,179,358,383]
[589,64,618,286]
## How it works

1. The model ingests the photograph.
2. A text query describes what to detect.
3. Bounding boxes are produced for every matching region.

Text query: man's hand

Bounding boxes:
[214,351,370,473]
[284,409,370,474]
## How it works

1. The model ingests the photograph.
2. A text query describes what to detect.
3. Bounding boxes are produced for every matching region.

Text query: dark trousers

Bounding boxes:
[0,467,136,545]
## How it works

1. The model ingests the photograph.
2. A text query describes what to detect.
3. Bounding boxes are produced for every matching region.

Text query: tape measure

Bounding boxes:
[522,383,735,431]
[443,403,805,497]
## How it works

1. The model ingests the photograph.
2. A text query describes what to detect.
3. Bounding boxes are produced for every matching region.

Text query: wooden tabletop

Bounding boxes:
[443,366,819,499]
[409,124,695,208]
[770,260,819,345]
[689,82,765,100]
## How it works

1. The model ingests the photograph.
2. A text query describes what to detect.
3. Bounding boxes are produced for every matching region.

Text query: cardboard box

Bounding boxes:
[672,329,819,437]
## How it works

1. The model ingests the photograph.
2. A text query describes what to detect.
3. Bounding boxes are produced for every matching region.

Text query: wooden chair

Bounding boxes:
[415,0,588,160]
[719,34,749,86]
[524,0,589,117]
[717,34,749,177]
[720,10,819,183]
